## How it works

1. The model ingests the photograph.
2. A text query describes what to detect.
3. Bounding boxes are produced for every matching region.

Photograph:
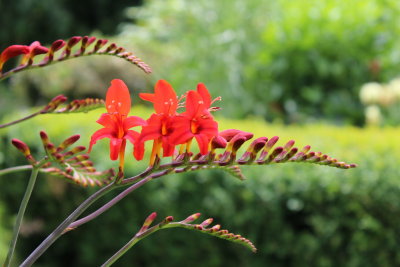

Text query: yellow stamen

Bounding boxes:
[161,122,168,136]
[186,139,193,153]
[190,120,198,134]
[150,138,162,166]
[179,144,185,154]
[118,139,127,171]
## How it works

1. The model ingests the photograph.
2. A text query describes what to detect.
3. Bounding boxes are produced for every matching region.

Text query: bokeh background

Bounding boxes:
[1,0,400,266]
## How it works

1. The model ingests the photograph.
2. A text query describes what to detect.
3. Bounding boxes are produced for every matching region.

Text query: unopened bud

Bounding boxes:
[50,40,66,52]
[57,135,80,151]
[42,95,68,113]
[12,139,30,156]
[11,139,36,164]
[219,129,253,142]
[181,213,201,223]
[211,135,227,150]
[40,131,50,145]
[139,212,157,233]
[200,218,213,228]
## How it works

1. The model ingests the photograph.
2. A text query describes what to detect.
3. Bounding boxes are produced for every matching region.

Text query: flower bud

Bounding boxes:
[11,139,36,164]
[181,213,201,223]
[139,212,157,233]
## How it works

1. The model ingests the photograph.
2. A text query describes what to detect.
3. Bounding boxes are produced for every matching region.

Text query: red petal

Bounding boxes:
[109,138,123,161]
[97,113,118,129]
[185,90,203,118]
[123,116,146,131]
[154,80,177,115]
[170,128,193,145]
[134,141,145,160]
[197,83,211,108]
[88,128,114,152]
[124,130,140,145]
[162,137,175,157]
[137,114,162,141]
[195,134,210,155]
[139,93,155,102]
[106,79,131,116]
[197,118,218,138]
[169,116,192,144]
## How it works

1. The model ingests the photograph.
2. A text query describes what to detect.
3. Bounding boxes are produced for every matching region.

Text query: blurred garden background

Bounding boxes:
[1,0,400,266]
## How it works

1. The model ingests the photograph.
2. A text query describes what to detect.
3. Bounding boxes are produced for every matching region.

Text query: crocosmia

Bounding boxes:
[170,83,218,155]
[89,79,146,170]
[134,80,179,164]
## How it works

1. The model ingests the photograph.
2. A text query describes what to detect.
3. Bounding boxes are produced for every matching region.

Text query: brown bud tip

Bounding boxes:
[283,140,295,151]
[11,139,31,156]
[229,135,247,153]
[67,36,82,48]
[181,213,201,223]
[200,218,213,227]
[165,216,174,222]
[194,225,204,230]
[40,131,50,144]
[139,212,157,232]
[61,135,81,147]
[87,36,97,46]
[219,129,254,142]
[211,224,221,231]
[51,40,66,52]
[43,95,68,112]
[105,43,117,53]
[211,135,227,149]
[31,45,49,57]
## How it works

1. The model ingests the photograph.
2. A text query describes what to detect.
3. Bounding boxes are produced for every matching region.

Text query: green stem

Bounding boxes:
[4,167,39,267]
[0,111,41,129]
[0,165,33,176]
[101,223,180,267]
[20,181,117,267]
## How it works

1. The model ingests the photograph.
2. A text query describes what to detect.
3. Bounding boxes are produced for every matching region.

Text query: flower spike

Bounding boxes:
[0,36,152,80]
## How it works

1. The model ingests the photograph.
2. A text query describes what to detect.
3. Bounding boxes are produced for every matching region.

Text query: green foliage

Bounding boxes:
[0,0,142,50]
[120,0,400,124]
[1,109,400,266]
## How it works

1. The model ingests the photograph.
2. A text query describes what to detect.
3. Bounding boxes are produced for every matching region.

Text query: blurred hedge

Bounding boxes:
[0,0,142,51]
[120,0,400,124]
[1,109,400,266]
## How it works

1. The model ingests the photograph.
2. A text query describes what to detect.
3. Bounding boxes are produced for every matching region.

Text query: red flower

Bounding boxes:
[135,80,178,164]
[170,83,218,155]
[89,79,146,170]
[0,45,30,72]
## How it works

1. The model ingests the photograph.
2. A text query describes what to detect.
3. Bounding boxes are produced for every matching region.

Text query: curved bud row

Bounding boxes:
[0,36,152,80]
[14,131,115,186]
[0,95,104,129]
[174,213,257,253]
[120,211,257,262]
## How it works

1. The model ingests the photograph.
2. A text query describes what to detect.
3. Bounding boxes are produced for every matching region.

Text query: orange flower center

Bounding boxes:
[190,120,198,134]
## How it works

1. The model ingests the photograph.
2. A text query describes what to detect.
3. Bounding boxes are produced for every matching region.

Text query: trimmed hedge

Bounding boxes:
[1,109,400,266]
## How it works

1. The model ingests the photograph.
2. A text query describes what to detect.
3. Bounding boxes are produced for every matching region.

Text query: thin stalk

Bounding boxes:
[0,111,41,129]
[101,223,180,267]
[20,181,117,267]
[67,176,153,231]
[4,167,39,267]
[0,165,33,176]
